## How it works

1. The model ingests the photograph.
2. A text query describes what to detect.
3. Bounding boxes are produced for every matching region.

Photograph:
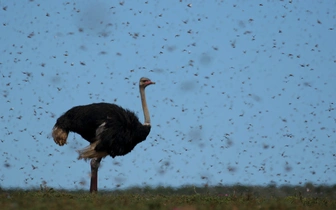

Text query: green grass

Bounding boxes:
[1,185,336,210]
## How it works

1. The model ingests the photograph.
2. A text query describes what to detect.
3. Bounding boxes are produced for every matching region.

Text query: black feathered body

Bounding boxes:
[54,102,151,158]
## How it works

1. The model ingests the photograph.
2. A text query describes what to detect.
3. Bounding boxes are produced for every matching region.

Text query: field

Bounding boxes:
[1,184,336,210]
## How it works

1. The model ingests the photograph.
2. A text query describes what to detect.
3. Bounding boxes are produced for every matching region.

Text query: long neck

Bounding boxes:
[140,86,151,125]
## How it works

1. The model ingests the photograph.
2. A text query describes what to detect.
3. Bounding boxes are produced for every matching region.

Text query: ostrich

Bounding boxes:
[51,77,155,192]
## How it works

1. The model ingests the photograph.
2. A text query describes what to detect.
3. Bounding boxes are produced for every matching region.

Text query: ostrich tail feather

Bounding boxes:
[77,140,108,160]
[52,126,69,146]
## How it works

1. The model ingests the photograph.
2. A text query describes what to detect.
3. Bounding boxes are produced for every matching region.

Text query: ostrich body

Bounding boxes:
[52,77,155,192]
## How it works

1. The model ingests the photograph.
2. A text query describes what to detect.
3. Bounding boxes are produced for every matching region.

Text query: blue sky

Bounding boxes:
[1,0,335,190]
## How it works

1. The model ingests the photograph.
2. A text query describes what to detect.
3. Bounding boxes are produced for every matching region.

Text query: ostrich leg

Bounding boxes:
[90,157,102,193]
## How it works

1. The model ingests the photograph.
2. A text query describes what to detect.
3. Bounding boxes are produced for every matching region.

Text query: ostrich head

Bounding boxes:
[139,77,155,88]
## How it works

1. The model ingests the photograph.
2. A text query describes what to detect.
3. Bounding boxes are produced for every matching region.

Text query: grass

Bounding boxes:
[1,184,336,210]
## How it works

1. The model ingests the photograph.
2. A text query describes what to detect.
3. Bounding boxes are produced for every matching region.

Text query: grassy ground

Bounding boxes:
[1,185,336,210]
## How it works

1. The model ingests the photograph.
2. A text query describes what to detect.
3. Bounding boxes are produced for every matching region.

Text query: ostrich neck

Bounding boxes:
[140,86,151,125]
